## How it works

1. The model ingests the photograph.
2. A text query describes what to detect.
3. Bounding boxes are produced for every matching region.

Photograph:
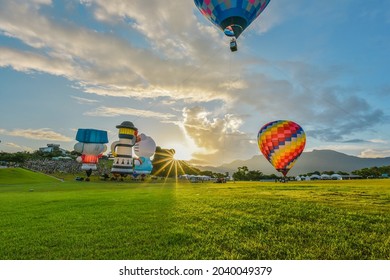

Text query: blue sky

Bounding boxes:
[0,0,389,166]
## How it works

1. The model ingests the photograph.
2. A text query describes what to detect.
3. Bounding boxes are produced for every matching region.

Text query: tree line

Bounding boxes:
[231,166,390,181]
[232,166,278,181]
[352,166,390,178]
[1,149,390,179]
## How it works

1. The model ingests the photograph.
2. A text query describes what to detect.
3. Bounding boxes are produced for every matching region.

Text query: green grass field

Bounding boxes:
[0,168,389,260]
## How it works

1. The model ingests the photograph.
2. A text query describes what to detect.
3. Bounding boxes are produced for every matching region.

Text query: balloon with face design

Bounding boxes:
[110,121,140,177]
[74,129,108,177]
[133,133,156,176]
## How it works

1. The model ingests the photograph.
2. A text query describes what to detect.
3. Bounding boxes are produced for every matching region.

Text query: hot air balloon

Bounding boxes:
[194,0,271,51]
[257,120,306,178]
[74,129,108,180]
[133,133,156,177]
[110,121,140,178]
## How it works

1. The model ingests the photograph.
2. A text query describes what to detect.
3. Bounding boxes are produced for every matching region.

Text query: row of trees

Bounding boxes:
[231,166,390,181]
[232,166,278,181]
[352,166,390,178]
[0,150,80,164]
[0,151,33,163]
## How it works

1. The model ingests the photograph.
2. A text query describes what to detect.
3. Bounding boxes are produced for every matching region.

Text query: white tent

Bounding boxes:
[179,174,211,182]
[331,174,343,180]
[309,174,321,180]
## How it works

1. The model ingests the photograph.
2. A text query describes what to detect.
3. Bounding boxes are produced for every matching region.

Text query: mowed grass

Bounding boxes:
[0,168,389,260]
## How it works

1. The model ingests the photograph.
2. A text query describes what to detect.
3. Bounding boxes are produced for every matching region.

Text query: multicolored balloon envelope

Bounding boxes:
[194,0,271,38]
[257,120,306,176]
[74,129,108,173]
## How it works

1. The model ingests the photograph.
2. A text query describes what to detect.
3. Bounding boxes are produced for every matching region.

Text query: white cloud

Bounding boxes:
[0,1,268,107]
[86,0,222,59]
[84,106,175,120]
[0,48,75,77]
[0,128,72,142]
[359,149,390,158]
[32,0,52,5]
[71,95,100,105]
[0,0,248,104]
[369,139,388,144]
[182,107,255,165]
[4,142,34,152]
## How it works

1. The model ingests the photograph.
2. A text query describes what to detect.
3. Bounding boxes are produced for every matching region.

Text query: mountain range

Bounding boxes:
[196,150,390,176]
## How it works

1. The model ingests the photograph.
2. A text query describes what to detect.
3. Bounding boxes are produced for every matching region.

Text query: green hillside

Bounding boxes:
[0,168,60,186]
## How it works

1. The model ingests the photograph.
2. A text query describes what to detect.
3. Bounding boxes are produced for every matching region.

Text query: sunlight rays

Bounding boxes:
[152,149,194,183]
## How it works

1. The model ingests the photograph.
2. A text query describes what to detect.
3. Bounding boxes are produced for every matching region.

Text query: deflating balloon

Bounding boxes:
[257,120,306,176]
[194,0,271,38]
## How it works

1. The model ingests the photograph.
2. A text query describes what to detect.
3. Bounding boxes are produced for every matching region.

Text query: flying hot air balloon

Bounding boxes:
[257,120,306,178]
[194,0,271,51]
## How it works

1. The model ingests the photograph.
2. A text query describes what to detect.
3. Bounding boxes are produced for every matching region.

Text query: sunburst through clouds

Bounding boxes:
[152,147,200,183]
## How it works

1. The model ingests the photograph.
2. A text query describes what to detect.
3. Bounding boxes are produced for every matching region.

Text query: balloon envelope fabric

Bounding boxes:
[76,129,108,144]
[194,0,271,38]
[257,120,306,176]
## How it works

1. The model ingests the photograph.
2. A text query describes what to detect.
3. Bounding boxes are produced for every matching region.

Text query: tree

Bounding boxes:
[232,166,249,181]
[307,171,321,176]
[214,172,227,179]
[352,166,389,178]
[0,151,31,163]
[247,170,263,181]
[322,171,335,175]
[200,170,213,177]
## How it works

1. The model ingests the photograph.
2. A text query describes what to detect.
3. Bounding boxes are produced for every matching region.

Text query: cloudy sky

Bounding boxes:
[1,0,390,166]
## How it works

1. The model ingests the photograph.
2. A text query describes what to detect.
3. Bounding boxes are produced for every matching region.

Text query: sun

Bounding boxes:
[170,142,193,161]
[152,147,200,182]
[152,149,181,181]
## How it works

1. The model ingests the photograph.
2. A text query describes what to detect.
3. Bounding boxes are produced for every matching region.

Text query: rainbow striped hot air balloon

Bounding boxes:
[257,120,306,177]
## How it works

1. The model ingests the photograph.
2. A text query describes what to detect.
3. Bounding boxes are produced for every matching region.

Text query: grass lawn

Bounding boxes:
[0,168,389,260]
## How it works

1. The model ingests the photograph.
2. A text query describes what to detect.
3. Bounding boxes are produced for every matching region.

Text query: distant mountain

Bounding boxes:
[195,150,390,176]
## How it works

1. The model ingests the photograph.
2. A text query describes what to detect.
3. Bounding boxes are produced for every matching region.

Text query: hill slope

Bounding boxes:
[196,150,390,176]
[0,168,60,185]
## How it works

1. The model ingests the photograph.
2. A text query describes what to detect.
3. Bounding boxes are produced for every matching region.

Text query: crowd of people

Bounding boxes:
[22,159,82,174]
[22,158,114,179]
